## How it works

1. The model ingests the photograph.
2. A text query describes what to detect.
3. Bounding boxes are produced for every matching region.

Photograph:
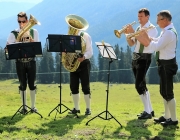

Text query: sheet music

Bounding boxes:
[95,42,117,60]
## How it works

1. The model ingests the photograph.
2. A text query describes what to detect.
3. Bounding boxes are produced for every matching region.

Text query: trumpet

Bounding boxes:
[114,21,136,38]
[126,25,156,39]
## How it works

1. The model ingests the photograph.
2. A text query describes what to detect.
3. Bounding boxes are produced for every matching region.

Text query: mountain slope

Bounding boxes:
[0,0,180,65]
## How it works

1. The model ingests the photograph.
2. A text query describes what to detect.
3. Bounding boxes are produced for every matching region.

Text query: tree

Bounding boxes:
[90,55,98,82]
[148,56,159,84]
[38,47,55,83]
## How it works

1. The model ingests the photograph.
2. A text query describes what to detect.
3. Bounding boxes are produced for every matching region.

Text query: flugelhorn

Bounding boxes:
[126,25,157,39]
[114,21,136,38]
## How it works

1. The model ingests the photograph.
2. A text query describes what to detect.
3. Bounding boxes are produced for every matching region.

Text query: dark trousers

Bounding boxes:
[157,59,178,101]
[16,61,36,91]
[132,59,151,95]
[70,60,91,95]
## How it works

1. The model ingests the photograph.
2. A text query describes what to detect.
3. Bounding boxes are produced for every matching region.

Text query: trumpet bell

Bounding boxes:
[114,30,121,38]
[65,14,89,31]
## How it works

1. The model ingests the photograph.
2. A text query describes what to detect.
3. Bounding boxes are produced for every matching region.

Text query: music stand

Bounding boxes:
[46,34,81,119]
[86,41,122,127]
[5,42,43,119]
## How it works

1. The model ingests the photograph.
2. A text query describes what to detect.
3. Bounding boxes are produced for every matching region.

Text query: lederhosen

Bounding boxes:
[70,32,91,95]
[132,27,152,95]
[12,29,36,91]
[156,28,178,101]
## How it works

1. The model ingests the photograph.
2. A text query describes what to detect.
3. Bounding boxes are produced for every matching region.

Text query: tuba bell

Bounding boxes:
[62,14,89,72]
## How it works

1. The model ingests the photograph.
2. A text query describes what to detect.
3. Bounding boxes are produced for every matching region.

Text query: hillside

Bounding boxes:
[0,0,180,64]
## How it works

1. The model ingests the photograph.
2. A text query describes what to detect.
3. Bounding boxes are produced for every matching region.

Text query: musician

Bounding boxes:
[125,8,158,119]
[7,12,39,114]
[135,10,178,126]
[66,16,93,115]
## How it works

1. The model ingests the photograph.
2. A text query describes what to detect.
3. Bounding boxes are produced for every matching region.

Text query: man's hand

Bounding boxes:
[78,56,85,62]
[135,30,151,47]
[124,25,135,34]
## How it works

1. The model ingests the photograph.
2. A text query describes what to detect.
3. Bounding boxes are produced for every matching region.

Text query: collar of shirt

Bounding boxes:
[162,23,174,33]
[139,21,151,29]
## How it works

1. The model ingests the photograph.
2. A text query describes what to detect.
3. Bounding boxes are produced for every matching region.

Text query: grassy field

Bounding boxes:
[0,79,180,140]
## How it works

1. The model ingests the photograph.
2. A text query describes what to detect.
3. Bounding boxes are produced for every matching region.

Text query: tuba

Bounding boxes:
[16,14,40,42]
[62,14,89,72]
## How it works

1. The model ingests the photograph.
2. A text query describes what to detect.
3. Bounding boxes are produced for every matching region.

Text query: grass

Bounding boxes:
[0,79,180,140]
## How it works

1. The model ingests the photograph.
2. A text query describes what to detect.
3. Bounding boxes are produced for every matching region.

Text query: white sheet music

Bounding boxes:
[95,42,117,59]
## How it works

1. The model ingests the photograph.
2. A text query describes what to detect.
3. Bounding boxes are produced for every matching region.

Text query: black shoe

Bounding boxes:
[85,108,91,115]
[31,107,38,113]
[69,108,80,114]
[137,111,155,117]
[20,108,28,114]
[154,116,166,123]
[151,111,155,117]
[161,118,178,127]
[138,111,152,119]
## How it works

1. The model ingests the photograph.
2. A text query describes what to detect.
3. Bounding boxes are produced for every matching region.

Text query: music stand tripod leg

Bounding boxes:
[48,54,71,119]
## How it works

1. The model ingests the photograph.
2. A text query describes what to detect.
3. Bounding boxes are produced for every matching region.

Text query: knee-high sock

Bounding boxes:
[30,90,36,109]
[140,94,150,114]
[20,90,27,109]
[72,94,80,110]
[146,91,153,112]
[163,99,170,119]
[84,94,91,109]
[168,98,177,121]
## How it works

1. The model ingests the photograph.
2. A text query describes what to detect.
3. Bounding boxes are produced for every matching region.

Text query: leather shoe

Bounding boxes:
[137,111,154,117]
[138,111,152,119]
[154,116,166,123]
[69,108,80,114]
[85,108,91,115]
[31,107,38,113]
[161,118,178,126]
[20,108,28,114]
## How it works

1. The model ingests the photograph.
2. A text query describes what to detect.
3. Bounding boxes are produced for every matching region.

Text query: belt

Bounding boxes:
[16,57,35,63]
[157,58,176,65]
[132,53,152,60]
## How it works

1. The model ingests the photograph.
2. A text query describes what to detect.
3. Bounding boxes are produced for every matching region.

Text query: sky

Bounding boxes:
[0,0,42,3]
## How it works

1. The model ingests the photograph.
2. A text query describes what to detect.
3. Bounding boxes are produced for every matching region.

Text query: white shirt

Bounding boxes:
[149,23,177,60]
[7,28,39,43]
[134,21,158,53]
[79,31,93,59]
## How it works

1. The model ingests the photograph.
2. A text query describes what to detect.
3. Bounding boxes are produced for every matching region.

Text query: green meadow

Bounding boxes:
[0,79,180,140]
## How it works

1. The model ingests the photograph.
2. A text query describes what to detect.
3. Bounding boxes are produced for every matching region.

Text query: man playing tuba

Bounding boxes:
[7,12,40,114]
[65,14,93,115]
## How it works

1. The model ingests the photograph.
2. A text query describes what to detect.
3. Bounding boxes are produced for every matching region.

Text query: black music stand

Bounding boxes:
[86,41,122,127]
[46,34,81,119]
[5,42,43,119]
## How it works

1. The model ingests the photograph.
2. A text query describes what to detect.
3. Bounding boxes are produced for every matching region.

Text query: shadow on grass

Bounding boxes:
[107,119,153,139]
[155,124,178,140]
[0,115,25,134]
[28,114,87,138]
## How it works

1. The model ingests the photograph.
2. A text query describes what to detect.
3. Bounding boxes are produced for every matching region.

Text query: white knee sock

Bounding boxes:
[168,98,177,121]
[163,99,170,119]
[140,94,150,114]
[84,94,91,110]
[30,90,36,109]
[72,94,80,110]
[146,91,153,112]
[20,90,27,109]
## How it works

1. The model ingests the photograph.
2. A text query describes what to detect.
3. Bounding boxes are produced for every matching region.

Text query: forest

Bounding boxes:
[0,44,179,84]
